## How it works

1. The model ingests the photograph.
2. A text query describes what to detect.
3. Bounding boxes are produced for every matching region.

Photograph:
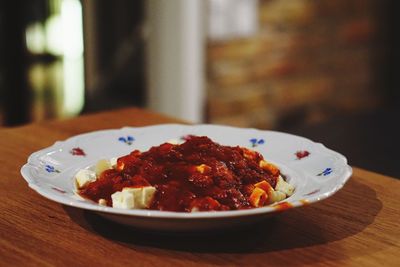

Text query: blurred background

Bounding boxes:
[0,0,399,177]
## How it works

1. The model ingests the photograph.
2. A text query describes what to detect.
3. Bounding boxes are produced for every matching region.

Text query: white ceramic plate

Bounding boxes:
[21,124,352,231]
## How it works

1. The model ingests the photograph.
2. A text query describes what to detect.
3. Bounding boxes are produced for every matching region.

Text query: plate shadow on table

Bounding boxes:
[64,178,382,256]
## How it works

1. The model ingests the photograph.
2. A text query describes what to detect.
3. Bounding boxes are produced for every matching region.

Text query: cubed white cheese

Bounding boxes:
[75,169,97,188]
[98,199,107,206]
[111,191,135,209]
[95,159,112,176]
[111,186,156,209]
[141,186,156,208]
[270,190,286,203]
[275,175,294,196]
[109,157,118,168]
[121,187,143,207]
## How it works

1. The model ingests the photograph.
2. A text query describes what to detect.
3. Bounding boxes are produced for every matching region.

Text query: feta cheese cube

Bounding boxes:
[141,186,156,208]
[109,157,118,168]
[275,175,294,196]
[75,169,97,188]
[270,190,286,203]
[111,191,135,209]
[95,159,112,176]
[111,186,156,209]
[98,199,107,206]
[121,187,143,207]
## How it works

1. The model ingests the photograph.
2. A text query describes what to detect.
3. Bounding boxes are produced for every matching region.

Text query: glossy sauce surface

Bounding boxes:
[79,136,280,212]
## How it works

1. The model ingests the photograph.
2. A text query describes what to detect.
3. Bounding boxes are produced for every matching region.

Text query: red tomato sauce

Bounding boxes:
[79,136,280,212]
[272,201,293,211]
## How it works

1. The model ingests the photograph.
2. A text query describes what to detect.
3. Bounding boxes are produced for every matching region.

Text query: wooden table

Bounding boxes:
[1,107,399,266]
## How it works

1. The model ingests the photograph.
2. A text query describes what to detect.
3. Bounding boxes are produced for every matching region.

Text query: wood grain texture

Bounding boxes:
[0,107,399,267]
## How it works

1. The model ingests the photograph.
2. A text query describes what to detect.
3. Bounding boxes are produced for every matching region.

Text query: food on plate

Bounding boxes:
[75,136,294,212]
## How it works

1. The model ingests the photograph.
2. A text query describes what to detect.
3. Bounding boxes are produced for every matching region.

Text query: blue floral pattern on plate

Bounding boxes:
[45,165,60,173]
[118,136,135,145]
[317,168,332,176]
[249,138,265,147]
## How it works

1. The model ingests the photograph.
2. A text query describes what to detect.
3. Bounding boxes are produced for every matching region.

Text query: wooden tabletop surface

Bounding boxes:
[0,107,399,267]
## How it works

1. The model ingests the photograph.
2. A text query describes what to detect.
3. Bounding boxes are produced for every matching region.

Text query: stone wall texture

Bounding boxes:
[206,0,384,129]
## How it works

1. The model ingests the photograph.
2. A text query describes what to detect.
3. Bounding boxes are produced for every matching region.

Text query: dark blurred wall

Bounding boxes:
[206,0,397,129]
[82,0,146,113]
[381,0,400,106]
[0,1,31,125]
